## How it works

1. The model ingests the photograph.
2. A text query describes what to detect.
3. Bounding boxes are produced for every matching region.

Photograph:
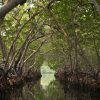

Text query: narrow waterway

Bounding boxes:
[23,63,100,100]
[41,62,55,89]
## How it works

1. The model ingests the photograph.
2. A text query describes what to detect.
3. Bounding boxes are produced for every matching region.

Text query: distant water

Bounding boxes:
[40,63,55,89]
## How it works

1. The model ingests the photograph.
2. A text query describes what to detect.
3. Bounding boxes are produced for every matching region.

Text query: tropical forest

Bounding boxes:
[0,0,100,100]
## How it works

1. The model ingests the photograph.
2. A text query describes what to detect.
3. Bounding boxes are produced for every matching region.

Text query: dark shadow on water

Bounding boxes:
[0,75,99,100]
[23,80,100,100]
[1,76,98,100]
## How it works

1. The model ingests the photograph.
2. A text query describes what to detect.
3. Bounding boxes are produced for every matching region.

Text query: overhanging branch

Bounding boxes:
[91,0,100,14]
[0,0,27,19]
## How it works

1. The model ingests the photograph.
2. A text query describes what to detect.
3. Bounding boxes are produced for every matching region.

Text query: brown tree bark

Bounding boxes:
[0,34,7,61]
[0,0,27,63]
[0,0,27,19]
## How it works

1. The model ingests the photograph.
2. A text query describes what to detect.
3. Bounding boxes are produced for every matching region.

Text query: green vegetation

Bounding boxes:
[0,0,100,72]
[0,0,100,100]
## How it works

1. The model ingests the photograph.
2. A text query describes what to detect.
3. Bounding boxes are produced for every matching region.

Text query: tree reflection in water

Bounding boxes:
[23,63,100,100]
[23,80,100,100]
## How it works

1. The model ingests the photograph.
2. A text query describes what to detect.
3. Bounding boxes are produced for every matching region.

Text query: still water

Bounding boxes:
[23,63,100,100]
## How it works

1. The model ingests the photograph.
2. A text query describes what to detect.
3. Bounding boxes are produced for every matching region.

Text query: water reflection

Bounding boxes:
[40,63,55,89]
[24,80,98,100]
[23,63,100,100]
[24,78,100,100]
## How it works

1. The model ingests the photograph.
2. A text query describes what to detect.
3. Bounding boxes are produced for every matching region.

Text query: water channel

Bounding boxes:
[23,63,100,100]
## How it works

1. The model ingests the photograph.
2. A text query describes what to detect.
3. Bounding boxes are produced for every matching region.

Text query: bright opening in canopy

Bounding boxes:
[41,62,55,89]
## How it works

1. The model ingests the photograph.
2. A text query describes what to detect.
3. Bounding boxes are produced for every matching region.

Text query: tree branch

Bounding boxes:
[91,0,100,14]
[0,0,27,19]
[24,39,47,64]
[0,34,7,61]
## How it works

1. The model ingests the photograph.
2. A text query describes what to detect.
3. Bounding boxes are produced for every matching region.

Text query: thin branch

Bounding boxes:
[0,34,7,61]
[91,0,100,14]
[77,44,93,71]
[24,39,47,64]
[5,11,41,68]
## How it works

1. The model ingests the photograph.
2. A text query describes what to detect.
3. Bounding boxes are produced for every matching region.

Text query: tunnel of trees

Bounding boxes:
[0,0,100,100]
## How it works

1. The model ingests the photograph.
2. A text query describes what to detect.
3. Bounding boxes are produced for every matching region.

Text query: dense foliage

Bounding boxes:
[0,0,100,72]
